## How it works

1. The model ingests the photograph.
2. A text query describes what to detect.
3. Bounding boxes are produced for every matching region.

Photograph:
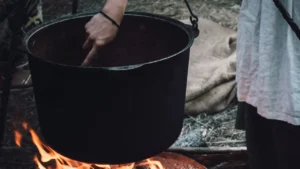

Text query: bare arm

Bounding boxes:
[102,0,128,25]
[82,0,128,66]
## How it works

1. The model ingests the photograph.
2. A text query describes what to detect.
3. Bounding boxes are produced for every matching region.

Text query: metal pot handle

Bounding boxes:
[184,0,200,38]
[71,0,199,37]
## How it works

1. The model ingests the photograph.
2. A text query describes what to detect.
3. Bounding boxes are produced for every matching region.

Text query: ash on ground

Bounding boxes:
[173,105,245,148]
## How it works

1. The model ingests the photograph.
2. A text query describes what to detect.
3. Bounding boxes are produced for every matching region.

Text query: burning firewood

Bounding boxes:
[12,122,207,169]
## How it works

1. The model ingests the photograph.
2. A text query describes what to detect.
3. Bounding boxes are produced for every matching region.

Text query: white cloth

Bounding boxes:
[237,0,300,125]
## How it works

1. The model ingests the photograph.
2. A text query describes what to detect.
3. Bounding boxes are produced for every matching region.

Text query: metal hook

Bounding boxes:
[184,0,199,38]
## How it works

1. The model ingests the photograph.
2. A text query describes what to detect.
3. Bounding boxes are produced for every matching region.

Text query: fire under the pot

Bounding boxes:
[14,122,206,169]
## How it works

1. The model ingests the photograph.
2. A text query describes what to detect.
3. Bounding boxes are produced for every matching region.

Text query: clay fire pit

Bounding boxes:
[147,152,207,169]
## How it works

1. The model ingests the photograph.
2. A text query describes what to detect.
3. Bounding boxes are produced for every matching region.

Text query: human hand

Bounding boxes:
[82,13,119,66]
[81,0,127,66]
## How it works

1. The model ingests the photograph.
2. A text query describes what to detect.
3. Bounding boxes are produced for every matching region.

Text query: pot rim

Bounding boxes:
[23,11,194,71]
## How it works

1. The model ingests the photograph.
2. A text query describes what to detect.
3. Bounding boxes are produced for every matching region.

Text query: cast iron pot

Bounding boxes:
[24,11,199,164]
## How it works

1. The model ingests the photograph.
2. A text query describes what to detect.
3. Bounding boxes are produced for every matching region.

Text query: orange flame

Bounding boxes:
[14,130,22,147]
[14,122,165,169]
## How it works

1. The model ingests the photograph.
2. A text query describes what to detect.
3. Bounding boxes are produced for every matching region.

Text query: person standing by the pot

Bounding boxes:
[0,0,128,90]
[0,0,43,69]
[236,0,300,169]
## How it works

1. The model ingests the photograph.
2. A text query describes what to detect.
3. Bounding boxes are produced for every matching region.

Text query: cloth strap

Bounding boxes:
[273,0,300,40]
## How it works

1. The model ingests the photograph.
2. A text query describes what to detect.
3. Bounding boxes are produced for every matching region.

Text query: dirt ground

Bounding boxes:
[0,0,247,169]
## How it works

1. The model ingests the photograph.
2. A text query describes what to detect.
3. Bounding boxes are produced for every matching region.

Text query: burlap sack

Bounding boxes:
[181,18,237,115]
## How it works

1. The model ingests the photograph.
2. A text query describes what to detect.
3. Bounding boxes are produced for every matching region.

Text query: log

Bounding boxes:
[167,148,249,169]
[168,146,247,154]
[0,147,34,167]
[209,140,246,145]
[187,152,248,168]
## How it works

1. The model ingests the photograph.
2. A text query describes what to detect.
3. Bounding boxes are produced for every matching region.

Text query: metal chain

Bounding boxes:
[273,0,300,40]
[72,0,79,14]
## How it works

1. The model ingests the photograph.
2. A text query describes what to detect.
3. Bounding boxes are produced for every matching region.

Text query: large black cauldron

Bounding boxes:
[24,12,198,164]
